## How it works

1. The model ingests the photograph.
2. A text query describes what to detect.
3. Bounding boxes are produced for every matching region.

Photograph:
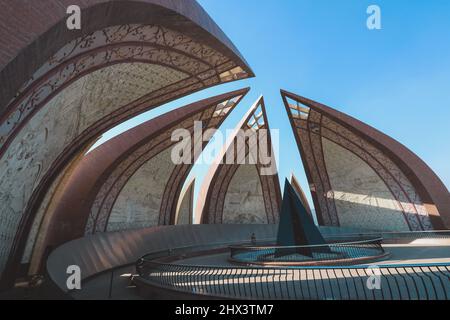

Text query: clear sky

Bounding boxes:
[93,0,450,213]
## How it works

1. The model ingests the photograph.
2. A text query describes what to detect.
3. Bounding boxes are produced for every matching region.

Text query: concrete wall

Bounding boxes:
[222,165,268,224]
[107,148,175,232]
[0,63,183,273]
[322,138,410,231]
[282,91,448,231]
[0,0,254,285]
[176,179,195,225]
[47,224,278,293]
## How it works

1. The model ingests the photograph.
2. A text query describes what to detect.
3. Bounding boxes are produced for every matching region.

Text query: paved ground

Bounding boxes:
[142,238,450,300]
[375,238,450,265]
[67,238,450,300]
[140,261,450,300]
[71,265,142,300]
[175,238,450,267]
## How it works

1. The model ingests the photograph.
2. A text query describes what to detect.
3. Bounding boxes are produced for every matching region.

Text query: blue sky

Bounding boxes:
[94,0,450,210]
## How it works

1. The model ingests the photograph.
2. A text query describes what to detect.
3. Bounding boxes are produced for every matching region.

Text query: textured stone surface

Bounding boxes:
[282,91,440,231]
[0,0,253,113]
[222,165,268,224]
[0,22,246,155]
[107,148,175,232]
[0,62,185,274]
[85,93,244,234]
[322,138,410,231]
[21,169,65,265]
[78,63,187,130]
[0,1,254,285]
[176,179,195,225]
[197,98,281,224]
[321,115,432,230]
[21,90,247,277]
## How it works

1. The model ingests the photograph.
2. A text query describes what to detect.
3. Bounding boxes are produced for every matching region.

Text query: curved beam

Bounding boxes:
[196,97,282,224]
[28,88,248,275]
[0,0,253,287]
[175,177,196,225]
[290,173,313,218]
[281,89,450,231]
[0,0,253,111]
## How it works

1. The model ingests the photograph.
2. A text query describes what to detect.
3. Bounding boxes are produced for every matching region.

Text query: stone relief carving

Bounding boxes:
[222,165,268,224]
[322,138,410,231]
[201,102,281,224]
[107,148,175,232]
[86,96,243,233]
[287,98,433,231]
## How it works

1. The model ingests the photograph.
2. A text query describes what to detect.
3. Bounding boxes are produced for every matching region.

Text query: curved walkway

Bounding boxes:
[137,238,450,300]
[139,262,450,300]
[43,225,450,300]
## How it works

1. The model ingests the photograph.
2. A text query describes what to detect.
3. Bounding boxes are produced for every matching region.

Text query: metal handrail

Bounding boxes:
[229,238,385,265]
[138,230,450,265]
[139,257,450,271]
[326,230,450,240]
[134,230,450,300]
[229,237,384,250]
[140,238,276,262]
[136,260,450,300]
